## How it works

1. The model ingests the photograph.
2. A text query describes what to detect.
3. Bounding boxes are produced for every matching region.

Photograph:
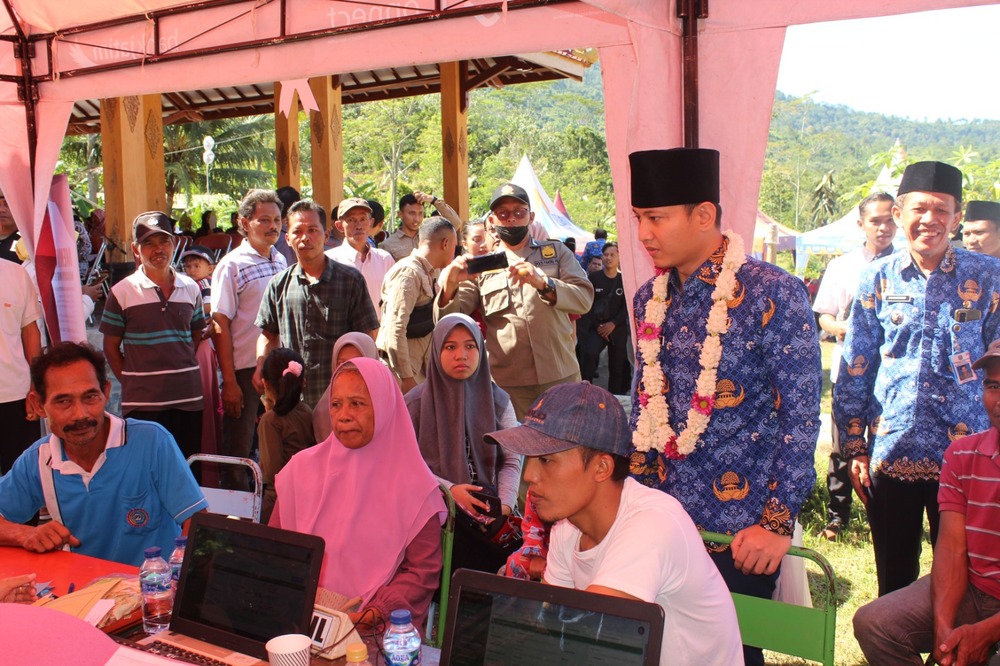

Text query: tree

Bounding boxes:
[810,170,838,229]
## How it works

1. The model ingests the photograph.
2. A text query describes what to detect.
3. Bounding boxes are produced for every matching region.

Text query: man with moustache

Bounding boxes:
[255,200,379,408]
[436,183,594,419]
[326,198,395,322]
[627,148,821,666]
[211,189,287,480]
[853,340,1000,665]
[0,343,207,566]
[812,192,897,540]
[101,212,206,459]
[836,162,1000,597]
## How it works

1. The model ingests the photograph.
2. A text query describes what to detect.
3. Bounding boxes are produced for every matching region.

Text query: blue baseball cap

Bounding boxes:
[485,382,630,457]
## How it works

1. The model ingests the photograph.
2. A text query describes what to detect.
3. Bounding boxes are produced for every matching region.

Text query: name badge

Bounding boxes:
[885,295,912,303]
[950,351,977,385]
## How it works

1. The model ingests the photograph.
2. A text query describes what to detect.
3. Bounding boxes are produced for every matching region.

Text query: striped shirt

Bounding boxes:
[938,427,1000,599]
[100,267,205,413]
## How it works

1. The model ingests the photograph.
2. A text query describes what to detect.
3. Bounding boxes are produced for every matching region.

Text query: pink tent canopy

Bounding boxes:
[1,0,995,327]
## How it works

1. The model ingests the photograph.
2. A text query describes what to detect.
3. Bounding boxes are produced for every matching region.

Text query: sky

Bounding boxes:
[776,5,1000,122]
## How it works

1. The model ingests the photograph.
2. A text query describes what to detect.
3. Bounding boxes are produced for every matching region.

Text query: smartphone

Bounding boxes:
[469,490,502,519]
[466,252,509,275]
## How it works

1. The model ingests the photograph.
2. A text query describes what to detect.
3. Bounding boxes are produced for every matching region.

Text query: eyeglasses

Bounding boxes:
[492,208,530,222]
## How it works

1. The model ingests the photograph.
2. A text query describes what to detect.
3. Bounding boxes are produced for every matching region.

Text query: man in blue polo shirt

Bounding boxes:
[0,343,207,566]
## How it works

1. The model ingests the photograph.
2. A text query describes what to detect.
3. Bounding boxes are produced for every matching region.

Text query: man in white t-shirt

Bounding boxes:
[0,258,42,473]
[812,192,896,540]
[487,382,743,666]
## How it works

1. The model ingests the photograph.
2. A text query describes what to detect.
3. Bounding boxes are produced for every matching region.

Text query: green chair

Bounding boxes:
[700,531,837,666]
[425,484,456,648]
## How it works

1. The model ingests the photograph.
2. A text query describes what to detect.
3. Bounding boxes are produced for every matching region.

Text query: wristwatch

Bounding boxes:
[538,277,556,298]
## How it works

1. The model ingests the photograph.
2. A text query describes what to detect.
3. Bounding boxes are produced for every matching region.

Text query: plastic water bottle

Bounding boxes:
[382,609,421,665]
[168,536,187,591]
[140,547,173,634]
[344,643,372,665]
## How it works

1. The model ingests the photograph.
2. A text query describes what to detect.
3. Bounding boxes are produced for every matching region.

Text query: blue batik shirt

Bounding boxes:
[629,238,822,537]
[834,246,1000,481]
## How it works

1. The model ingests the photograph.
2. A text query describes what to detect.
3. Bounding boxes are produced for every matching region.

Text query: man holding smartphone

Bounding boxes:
[436,183,594,419]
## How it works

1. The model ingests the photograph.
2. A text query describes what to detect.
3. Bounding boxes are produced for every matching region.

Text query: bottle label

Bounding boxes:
[386,651,419,666]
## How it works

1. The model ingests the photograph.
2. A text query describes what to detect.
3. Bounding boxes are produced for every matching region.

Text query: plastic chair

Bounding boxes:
[186,454,263,523]
[198,232,232,261]
[171,235,192,268]
[425,484,456,648]
[701,531,837,666]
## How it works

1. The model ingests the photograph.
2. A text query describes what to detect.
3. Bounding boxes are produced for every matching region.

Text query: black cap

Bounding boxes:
[366,199,385,224]
[897,161,963,201]
[132,211,174,243]
[629,148,720,208]
[180,245,215,265]
[966,201,1000,224]
[489,183,530,210]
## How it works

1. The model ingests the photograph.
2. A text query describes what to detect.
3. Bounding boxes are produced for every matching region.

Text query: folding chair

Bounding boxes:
[186,454,263,523]
[172,235,192,268]
[701,530,837,666]
[425,484,456,648]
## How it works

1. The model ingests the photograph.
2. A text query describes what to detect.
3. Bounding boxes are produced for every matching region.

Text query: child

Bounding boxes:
[258,348,316,523]
[180,245,215,316]
[180,245,222,464]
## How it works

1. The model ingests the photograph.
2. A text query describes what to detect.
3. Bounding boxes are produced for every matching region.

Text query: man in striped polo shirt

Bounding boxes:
[101,212,206,459]
[854,338,1000,665]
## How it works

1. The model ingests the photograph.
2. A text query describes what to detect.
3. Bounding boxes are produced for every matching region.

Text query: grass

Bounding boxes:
[764,340,933,665]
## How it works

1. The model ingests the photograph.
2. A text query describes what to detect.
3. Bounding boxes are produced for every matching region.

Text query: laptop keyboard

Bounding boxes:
[142,640,233,666]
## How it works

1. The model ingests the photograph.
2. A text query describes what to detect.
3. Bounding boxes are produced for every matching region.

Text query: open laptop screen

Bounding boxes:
[171,513,324,660]
[441,569,664,666]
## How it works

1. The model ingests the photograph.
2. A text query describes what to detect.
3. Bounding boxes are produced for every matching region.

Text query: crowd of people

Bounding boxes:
[0,147,999,665]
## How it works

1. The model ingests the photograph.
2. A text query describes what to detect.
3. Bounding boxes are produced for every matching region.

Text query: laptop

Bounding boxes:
[135,512,324,665]
[440,569,664,666]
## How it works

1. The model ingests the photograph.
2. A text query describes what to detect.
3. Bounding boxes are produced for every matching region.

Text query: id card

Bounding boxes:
[951,351,977,384]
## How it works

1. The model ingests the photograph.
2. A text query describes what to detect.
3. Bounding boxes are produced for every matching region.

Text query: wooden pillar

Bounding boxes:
[274,82,301,191]
[100,94,165,259]
[440,61,469,223]
[309,75,344,220]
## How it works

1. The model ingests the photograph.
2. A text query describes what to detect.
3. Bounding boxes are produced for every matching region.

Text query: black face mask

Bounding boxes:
[494,224,530,246]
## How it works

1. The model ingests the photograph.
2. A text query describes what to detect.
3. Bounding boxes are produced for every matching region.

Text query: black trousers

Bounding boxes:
[580,325,632,395]
[0,398,41,474]
[128,408,203,461]
[867,474,940,597]
[710,550,780,666]
[826,415,853,525]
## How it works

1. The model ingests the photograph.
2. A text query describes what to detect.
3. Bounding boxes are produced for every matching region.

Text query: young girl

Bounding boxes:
[258,348,316,523]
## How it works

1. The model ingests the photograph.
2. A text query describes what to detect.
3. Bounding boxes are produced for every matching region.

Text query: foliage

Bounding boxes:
[763,92,1000,229]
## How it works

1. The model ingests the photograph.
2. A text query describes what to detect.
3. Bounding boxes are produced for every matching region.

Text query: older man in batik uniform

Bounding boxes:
[627,148,822,666]
[835,161,1000,598]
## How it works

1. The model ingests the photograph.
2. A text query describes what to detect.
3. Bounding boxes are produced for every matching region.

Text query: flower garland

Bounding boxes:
[633,231,747,459]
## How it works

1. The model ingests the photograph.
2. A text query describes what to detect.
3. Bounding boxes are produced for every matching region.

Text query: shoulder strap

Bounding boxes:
[37,438,68,546]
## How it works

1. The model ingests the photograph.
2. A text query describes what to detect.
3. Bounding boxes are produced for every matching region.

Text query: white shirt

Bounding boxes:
[325,243,395,322]
[544,478,743,666]
[211,240,287,370]
[0,260,41,403]
[813,246,887,382]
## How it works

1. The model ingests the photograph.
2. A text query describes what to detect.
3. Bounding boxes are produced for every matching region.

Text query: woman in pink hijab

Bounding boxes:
[270,357,445,633]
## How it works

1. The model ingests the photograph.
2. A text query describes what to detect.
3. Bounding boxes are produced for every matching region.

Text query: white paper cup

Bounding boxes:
[265,633,312,666]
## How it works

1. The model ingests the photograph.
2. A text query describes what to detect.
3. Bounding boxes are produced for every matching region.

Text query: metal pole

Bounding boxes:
[678,0,708,149]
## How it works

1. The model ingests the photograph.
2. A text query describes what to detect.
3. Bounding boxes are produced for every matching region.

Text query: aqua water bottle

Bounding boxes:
[382,609,421,665]
[140,547,173,634]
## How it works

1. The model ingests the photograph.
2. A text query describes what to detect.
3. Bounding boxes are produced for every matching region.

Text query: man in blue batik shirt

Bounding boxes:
[835,160,1000,597]
[628,148,822,666]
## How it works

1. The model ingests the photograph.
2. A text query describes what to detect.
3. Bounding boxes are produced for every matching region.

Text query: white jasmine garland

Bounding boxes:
[632,231,746,458]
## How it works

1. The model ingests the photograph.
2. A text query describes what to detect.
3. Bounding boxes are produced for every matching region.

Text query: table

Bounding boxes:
[0,546,135,597]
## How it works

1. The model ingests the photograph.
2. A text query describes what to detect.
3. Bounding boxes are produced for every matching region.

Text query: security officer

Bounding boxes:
[436,183,594,419]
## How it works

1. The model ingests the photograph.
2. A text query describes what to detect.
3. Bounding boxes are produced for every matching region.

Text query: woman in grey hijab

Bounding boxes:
[404,314,520,523]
